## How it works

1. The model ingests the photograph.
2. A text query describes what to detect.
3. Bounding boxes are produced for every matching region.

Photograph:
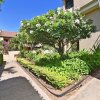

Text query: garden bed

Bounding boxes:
[17,58,99,97]
[17,50,100,90]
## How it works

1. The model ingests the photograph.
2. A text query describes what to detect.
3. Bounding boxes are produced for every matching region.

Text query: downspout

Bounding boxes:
[98,0,100,7]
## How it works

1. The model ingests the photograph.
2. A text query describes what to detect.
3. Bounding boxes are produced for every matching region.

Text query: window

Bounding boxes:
[65,0,73,9]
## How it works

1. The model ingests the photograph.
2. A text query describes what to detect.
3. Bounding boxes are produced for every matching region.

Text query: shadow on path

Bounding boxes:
[0,61,6,77]
[0,77,42,100]
[0,62,17,78]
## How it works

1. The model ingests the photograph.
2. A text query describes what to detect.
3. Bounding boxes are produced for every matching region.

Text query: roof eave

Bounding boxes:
[80,0,99,15]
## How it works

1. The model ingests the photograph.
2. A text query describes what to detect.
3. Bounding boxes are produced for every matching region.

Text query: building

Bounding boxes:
[0,30,17,41]
[0,30,17,53]
[63,0,100,51]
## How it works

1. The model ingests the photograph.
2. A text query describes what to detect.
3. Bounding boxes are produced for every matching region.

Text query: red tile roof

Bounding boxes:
[0,31,17,38]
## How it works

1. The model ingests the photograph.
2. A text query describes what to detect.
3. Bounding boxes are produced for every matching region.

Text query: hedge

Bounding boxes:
[17,58,72,89]
[0,54,3,65]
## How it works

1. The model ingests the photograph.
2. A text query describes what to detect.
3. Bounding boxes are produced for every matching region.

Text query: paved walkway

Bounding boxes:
[1,51,100,100]
[0,51,49,100]
[68,71,100,100]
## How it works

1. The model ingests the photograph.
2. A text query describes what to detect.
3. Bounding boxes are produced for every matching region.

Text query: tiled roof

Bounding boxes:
[0,31,17,38]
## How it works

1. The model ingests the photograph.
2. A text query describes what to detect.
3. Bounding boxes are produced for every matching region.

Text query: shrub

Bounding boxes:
[17,58,71,89]
[67,50,100,71]
[18,50,100,89]
[35,53,60,66]
[61,58,90,79]
[67,50,90,59]
[89,51,100,69]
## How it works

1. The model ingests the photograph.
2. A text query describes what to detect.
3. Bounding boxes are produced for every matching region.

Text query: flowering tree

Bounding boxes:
[20,8,95,56]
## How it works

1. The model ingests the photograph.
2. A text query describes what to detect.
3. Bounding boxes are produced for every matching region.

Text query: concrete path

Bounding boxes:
[0,51,49,100]
[68,72,100,100]
[1,51,100,100]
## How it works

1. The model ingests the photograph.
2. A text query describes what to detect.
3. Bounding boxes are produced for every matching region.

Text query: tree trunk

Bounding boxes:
[63,39,68,54]
[58,40,65,58]
[57,39,70,58]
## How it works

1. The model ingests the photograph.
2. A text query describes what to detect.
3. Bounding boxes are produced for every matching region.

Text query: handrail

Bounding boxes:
[92,34,100,50]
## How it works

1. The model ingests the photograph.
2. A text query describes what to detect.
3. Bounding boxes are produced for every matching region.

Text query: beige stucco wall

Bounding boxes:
[85,9,100,30]
[74,0,93,10]
[79,9,100,50]
[80,31,100,50]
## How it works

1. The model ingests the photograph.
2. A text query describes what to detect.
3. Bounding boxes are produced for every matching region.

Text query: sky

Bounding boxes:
[0,0,62,32]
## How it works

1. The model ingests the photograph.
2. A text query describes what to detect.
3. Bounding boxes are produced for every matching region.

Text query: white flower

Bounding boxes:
[36,23,41,27]
[57,7,62,15]
[57,7,61,11]
[80,17,83,20]
[83,21,86,24]
[20,21,24,26]
[80,29,82,31]
[50,17,53,19]
[53,14,56,20]
[47,29,50,33]
[51,21,54,24]
[64,11,67,15]
[30,30,33,34]
[75,19,80,24]
[44,23,48,26]
[27,23,30,26]
[57,10,61,15]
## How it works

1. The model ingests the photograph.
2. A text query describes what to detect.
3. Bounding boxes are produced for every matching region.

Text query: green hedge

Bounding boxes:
[17,58,72,89]
[0,54,3,65]
[67,50,100,70]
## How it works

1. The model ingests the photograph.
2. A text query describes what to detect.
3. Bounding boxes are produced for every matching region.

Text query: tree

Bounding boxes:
[0,0,4,11]
[20,9,95,57]
[10,32,32,51]
[0,0,4,4]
